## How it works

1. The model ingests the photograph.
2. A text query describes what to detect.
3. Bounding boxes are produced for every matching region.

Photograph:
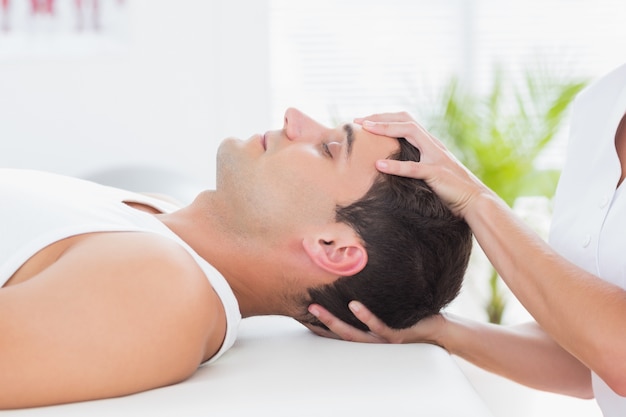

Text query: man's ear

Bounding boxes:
[301,225,368,277]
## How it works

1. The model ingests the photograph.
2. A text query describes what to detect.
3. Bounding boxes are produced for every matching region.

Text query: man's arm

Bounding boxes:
[0,232,223,409]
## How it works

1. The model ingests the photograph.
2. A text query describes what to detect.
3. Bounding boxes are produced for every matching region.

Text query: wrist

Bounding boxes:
[424,312,452,349]
[435,312,472,355]
[461,189,504,227]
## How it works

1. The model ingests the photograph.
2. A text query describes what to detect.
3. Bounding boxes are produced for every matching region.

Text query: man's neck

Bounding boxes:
[155,192,294,319]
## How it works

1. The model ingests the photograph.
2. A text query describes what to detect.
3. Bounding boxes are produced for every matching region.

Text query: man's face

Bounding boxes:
[215,108,399,242]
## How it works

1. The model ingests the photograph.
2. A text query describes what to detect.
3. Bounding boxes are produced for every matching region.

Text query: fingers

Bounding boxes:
[308,304,387,344]
[355,110,448,154]
[347,301,399,342]
[308,303,449,346]
[358,119,448,155]
[354,111,457,193]
[362,120,423,146]
[375,159,425,180]
[354,111,414,124]
[354,112,423,150]
[302,322,340,340]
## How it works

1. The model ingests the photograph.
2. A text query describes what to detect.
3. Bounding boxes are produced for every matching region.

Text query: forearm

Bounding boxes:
[440,314,592,398]
[465,193,626,394]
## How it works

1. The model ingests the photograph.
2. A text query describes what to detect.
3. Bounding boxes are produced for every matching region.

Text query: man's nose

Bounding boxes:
[283,107,323,143]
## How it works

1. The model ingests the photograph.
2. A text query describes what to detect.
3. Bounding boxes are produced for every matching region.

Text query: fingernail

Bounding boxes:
[363,120,376,128]
[309,306,320,317]
[348,301,361,313]
[376,160,388,170]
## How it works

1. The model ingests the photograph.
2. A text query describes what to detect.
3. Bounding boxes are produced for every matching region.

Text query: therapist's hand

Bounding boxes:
[354,112,491,219]
[308,301,447,346]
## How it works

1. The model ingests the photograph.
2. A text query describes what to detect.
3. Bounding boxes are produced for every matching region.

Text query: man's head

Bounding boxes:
[213,108,471,326]
[301,137,473,330]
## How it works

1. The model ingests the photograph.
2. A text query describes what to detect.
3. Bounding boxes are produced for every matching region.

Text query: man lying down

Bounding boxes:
[0,108,471,409]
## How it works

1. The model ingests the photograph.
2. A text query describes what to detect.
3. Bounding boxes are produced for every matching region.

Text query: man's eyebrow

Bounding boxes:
[342,123,354,160]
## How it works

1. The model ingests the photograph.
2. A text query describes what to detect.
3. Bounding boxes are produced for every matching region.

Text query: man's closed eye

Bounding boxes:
[322,142,341,159]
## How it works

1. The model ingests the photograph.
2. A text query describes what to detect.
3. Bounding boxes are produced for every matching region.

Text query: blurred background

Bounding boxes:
[1,1,624,415]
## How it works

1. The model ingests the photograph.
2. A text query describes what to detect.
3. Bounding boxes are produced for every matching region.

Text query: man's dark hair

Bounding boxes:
[300,138,472,331]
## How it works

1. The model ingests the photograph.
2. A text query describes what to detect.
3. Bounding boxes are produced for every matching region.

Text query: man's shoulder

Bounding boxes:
[64,231,227,364]
[0,231,226,403]
[59,232,219,325]
[73,232,206,282]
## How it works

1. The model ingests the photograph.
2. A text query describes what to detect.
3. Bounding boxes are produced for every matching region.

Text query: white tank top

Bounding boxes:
[0,168,241,364]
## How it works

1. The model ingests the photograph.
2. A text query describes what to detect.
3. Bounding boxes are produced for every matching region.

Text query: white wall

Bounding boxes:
[0,0,270,191]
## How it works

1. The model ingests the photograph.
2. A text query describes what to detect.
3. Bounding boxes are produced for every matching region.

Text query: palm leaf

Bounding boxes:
[421,64,588,322]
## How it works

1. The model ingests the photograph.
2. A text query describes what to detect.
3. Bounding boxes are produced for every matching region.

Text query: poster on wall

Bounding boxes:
[0,0,130,58]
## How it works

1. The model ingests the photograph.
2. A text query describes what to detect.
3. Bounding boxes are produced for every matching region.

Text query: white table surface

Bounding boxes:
[4,315,493,417]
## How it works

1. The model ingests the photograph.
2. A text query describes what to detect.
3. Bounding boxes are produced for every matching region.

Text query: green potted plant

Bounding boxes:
[423,65,587,323]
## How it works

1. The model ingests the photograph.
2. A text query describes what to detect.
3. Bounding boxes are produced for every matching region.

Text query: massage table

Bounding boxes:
[7,315,493,417]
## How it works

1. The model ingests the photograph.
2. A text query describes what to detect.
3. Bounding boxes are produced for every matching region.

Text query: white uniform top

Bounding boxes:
[550,62,626,416]
[0,169,241,365]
